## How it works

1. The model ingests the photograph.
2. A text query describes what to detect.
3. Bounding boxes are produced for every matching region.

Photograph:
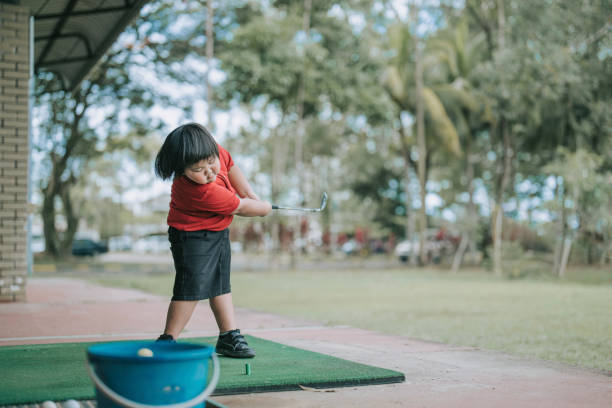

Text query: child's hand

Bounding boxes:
[259,201,272,217]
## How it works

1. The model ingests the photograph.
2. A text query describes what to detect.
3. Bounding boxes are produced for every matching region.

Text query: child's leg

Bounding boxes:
[209,293,237,333]
[211,292,255,358]
[163,300,198,338]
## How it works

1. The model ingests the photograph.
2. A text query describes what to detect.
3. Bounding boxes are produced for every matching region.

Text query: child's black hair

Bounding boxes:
[154,123,219,180]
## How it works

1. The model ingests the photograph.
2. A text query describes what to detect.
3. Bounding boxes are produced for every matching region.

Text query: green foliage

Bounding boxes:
[544,149,612,258]
[33,5,184,258]
[31,0,612,265]
[217,1,390,123]
[348,145,407,237]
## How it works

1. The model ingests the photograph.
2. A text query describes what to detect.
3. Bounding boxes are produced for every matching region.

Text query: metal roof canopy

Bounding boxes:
[19,0,151,92]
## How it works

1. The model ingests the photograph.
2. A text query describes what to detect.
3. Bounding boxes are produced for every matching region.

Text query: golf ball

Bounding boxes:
[63,400,80,408]
[42,401,57,408]
[137,348,154,357]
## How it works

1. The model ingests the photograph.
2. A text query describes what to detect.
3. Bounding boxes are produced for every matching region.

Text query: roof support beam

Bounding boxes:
[41,56,93,66]
[37,0,79,65]
[35,4,134,20]
[69,0,149,91]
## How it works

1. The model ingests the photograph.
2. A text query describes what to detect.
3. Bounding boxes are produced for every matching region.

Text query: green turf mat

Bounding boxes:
[0,336,405,404]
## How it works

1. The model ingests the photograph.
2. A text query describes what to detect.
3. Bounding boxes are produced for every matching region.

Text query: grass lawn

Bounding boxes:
[81,267,612,373]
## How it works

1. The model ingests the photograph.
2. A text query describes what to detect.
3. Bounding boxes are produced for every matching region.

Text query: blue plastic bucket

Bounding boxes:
[87,341,219,408]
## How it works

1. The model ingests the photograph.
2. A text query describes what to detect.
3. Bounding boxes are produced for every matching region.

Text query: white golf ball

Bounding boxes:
[42,401,57,408]
[63,400,80,408]
[137,347,154,357]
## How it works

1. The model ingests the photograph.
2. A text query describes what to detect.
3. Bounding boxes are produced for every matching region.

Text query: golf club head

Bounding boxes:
[318,192,328,212]
[271,192,328,212]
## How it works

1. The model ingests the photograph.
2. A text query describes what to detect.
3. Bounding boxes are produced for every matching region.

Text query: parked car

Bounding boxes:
[72,239,108,256]
[395,229,456,263]
[341,239,359,255]
[395,240,415,263]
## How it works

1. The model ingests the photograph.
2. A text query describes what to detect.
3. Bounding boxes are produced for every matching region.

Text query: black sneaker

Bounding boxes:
[156,334,176,343]
[215,329,255,358]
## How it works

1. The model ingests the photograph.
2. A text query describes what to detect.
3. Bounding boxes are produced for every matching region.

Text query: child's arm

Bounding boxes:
[228,164,271,216]
[228,165,259,200]
[232,197,272,217]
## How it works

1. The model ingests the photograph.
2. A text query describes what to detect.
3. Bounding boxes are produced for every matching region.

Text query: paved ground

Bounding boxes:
[1,277,611,407]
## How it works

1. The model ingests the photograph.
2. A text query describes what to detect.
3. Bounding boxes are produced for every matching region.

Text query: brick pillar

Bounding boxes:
[0,3,30,301]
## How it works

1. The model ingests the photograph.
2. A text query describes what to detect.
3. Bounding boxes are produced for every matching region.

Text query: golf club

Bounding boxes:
[272,192,328,213]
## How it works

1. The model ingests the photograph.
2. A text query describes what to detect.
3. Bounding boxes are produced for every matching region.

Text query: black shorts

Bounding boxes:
[168,227,231,301]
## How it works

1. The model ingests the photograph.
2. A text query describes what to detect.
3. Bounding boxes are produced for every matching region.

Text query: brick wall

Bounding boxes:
[0,3,30,301]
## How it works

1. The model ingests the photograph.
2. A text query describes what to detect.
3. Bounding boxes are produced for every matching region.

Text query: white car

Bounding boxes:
[394,240,414,262]
[395,237,455,263]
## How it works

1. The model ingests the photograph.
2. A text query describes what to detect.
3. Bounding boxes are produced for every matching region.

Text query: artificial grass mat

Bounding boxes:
[0,336,405,404]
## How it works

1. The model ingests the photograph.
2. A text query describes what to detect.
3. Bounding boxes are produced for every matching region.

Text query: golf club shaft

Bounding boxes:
[271,204,321,212]
[272,192,327,213]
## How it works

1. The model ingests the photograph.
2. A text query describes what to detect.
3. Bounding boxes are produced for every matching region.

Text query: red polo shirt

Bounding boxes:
[167,145,240,231]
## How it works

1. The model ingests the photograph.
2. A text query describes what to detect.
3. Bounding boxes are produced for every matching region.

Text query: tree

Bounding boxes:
[34,8,176,258]
[411,4,428,265]
[544,149,611,275]
[217,1,390,251]
[425,18,492,271]
[465,0,612,274]
[382,12,462,264]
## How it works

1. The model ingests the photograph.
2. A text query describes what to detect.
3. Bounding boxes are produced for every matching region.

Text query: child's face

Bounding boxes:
[184,155,220,184]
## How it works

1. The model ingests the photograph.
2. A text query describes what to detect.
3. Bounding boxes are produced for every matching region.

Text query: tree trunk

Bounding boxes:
[41,187,59,257]
[493,119,511,276]
[600,241,611,266]
[403,162,411,243]
[41,177,79,258]
[295,0,311,199]
[321,156,332,254]
[492,204,503,275]
[496,0,505,49]
[205,0,215,130]
[40,86,89,259]
[271,116,288,262]
[289,0,312,270]
[558,188,581,277]
[59,182,79,256]
[552,177,567,275]
[451,232,469,273]
[398,111,417,266]
[403,160,418,266]
[491,0,508,276]
[558,237,572,278]
[466,150,478,263]
[452,140,477,272]
[411,4,428,265]
[41,153,66,259]
[587,238,594,265]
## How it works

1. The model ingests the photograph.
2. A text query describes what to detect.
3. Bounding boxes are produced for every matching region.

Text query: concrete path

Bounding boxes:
[1,278,611,407]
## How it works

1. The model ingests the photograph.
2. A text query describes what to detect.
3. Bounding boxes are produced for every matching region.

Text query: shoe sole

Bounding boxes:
[215,347,255,358]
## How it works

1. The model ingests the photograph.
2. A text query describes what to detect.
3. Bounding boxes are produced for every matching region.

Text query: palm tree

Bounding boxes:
[382,20,462,265]
[425,18,492,272]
